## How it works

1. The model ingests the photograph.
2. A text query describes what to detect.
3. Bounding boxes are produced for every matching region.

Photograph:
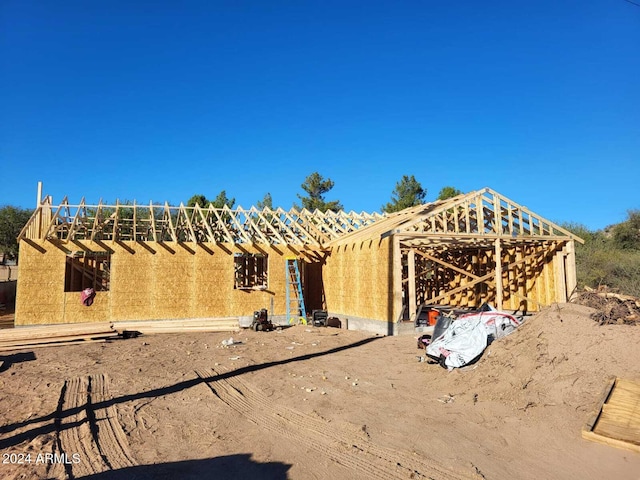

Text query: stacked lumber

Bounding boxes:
[0,317,14,330]
[112,317,240,335]
[0,322,119,352]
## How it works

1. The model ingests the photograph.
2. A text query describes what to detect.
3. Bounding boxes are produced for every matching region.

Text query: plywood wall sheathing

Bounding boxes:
[15,238,321,325]
[323,237,392,323]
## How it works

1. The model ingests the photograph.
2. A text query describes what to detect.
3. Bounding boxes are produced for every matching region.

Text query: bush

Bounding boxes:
[562,219,640,297]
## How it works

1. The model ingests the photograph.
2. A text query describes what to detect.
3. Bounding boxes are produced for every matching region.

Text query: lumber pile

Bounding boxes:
[0,317,14,330]
[0,322,118,352]
[0,317,241,351]
[112,317,240,335]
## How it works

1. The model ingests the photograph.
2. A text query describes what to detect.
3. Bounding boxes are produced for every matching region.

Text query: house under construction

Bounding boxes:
[16,187,582,334]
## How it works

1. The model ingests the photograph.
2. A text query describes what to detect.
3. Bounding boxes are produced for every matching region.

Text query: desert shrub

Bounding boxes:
[562,220,640,297]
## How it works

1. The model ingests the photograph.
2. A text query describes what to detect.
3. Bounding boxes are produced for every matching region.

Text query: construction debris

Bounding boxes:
[573,286,640,325]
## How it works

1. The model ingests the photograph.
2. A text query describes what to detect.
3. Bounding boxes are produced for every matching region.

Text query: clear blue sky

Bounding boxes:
[1,1,638,230]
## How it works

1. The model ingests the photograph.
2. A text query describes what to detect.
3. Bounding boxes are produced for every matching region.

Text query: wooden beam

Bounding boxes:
[164,202,177,242]
[193,204,215,243]
[133,200,137,240]
[476,194,484,234]
[427,270,497,305]
[17,206,42,241]
[495,238,503,309]
[565,240,577,300]
[422,249,548,308]
[254,207,287,244]
[112,200,120,240]
[271,208,304,245]
[209,205,234,243]
[222,205,251,243]
[393,236,402,322]
[399,232,573,243]
[149,202,158,242]
[407,249,416,321]
[179,203,197,242]
[415,251,477,280]
[286,208,328,246]
[555,247,567,303]
[493,193,502,234]
[43,196,68,239]
[278,208,321,246]
[244,207,274,244]
[90,199,104,241]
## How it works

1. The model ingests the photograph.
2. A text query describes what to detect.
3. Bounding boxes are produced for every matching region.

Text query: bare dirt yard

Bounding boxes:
[1,302,639,480]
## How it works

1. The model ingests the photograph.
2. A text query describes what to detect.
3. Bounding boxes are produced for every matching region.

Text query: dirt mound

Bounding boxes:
[436,303,640,413]
[573,288,640,325]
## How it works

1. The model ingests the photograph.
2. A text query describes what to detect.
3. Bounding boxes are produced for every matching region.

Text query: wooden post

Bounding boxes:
[555,247,567,303]
[36,181,42,207]
[565,240,577,300]
[392,236,402,323]
[407,248,416,321]
[494,238,503,309]
[35,181,43,238]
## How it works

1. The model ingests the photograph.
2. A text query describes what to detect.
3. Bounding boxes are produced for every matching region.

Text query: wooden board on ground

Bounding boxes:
[0,322,118,352]
[112,318,240,334]
[582,377,640,453]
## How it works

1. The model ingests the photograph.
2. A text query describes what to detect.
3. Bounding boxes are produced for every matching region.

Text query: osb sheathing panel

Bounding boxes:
[16,241,65,325]
[323,237,391,322]
[16,239,313,325]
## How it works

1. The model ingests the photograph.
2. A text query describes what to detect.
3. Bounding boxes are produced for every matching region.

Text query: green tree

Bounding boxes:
[210,190,235,209]
[295,172,343,212]
[437,186,463,201]
[612,210,640,250]
[187,194,209,208]
[0,206,34,261]
[382,175,426,213]
[256,193,273,210]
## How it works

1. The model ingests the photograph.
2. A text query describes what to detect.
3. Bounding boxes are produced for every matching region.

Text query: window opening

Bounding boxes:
[234,253,267,289]
[64,251,111,292]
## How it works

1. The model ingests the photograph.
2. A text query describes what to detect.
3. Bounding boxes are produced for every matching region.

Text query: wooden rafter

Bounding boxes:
[163,202,177,242]
[16,187,581,248]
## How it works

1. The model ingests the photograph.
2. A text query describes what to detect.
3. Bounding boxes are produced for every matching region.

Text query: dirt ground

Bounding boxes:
[1,303,639,480]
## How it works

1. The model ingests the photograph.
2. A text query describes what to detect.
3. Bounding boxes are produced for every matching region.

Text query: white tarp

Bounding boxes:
[426,318,487,369]
[426,306,523,370]
[457,309,522,340]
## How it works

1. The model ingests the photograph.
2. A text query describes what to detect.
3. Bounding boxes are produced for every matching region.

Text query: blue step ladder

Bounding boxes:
[285,258,306,324]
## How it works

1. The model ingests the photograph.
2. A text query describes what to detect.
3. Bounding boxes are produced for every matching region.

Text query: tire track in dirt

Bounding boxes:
[196,368,477,480]
[57,374,135,478]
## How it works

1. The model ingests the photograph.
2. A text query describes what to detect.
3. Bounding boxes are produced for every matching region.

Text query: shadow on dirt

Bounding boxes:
[0,336,383,449]
[78,453,291,480]
[0,351,36,373]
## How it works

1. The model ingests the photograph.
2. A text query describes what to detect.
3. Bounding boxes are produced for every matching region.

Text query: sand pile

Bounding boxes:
[437,303,640,413]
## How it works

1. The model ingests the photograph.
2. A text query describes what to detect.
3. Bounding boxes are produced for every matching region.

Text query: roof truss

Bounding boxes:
[18,200,384,247]
[329,188,582,246]
[17,187,580,247]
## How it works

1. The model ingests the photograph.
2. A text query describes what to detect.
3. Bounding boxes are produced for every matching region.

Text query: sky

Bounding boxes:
[1,1,638,231]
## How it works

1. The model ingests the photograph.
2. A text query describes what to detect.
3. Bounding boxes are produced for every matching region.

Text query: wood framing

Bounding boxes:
[324,187,582,323]
[18,201,383,247]
[15,186,582,331]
